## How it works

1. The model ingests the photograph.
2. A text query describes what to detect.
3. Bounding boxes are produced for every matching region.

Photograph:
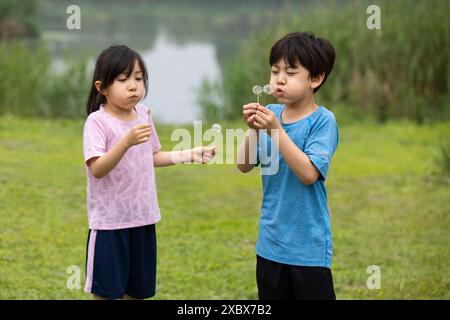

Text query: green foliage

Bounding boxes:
[0,0,39,39]
[199,0,450,124]
[0,41,89,118]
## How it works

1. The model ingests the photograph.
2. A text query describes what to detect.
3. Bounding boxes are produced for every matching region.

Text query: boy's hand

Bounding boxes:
[192,146,217,164]
[243,103,259,129]
[124,123,152,147]
[254,105,281,133]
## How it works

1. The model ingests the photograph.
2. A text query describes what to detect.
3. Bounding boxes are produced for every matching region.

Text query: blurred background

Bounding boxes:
[0,0,449,299]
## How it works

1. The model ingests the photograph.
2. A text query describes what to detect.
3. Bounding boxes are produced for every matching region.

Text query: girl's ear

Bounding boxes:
[94,81,105,95]
[310,72,325,90]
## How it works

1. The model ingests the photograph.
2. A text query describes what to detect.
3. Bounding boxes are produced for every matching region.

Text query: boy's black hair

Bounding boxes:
[86,45,148,115]
[269,32,335,93]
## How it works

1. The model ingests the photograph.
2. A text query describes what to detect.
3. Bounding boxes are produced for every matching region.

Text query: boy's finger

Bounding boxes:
[253,121,263,129]
[256,105,270,114]
[243,104,258,110]
[254,114,266,124]
[255,110,269,120]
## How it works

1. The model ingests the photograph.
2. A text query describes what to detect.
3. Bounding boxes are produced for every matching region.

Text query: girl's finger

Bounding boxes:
[138,134,151,141]
[135,123,151,130]
[138,127,152,133]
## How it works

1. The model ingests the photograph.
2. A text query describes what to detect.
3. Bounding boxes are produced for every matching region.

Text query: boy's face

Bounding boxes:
[269,59,318,105]
[99,60,145,110]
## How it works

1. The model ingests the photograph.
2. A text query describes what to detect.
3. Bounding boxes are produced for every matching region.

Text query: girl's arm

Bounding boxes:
[89,123,151,178]
[237,128,259,173]
[153,146,216,167]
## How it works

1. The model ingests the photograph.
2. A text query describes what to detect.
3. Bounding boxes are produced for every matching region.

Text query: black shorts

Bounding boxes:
[256,255,336,300]
[84,224,157,299]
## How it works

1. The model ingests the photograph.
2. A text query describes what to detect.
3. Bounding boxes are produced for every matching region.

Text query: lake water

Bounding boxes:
[40,0,306,124]
[141,30,221,124]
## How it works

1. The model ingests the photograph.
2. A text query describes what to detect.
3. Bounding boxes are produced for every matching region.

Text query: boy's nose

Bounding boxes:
[277,77,286,85]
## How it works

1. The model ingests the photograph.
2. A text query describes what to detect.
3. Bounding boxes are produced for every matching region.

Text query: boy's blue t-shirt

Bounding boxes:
[256,104,339,268]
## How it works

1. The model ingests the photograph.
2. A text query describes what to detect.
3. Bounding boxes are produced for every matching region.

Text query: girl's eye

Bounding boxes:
[118,78,127,82]
[136,78,143,81]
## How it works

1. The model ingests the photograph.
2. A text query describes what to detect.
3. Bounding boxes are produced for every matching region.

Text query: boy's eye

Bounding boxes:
[287,72,297,76]
[271,70,279,74]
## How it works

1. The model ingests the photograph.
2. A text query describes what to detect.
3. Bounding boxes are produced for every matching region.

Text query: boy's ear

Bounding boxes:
[310,72,325,90]
[95,81,105,95]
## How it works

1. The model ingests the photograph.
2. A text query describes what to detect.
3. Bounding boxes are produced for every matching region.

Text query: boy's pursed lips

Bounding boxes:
[274,87,285,96]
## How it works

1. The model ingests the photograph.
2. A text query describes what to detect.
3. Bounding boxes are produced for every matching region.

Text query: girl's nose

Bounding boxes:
[128,81,137,91]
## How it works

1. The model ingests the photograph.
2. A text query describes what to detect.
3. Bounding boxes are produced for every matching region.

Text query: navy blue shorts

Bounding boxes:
[84,224,157,299]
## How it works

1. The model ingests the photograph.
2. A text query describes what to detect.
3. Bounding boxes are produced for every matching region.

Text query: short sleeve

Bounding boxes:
[149,115,161,153]
[83,117,107,166]
[304,113,339,181]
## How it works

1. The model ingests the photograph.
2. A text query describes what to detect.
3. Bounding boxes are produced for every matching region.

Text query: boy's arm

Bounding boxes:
[272,129,320,185]
[237,128,259,173]
[254,107,320,185]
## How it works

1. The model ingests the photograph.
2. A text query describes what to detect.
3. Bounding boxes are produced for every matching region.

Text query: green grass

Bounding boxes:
[0,115,449,299]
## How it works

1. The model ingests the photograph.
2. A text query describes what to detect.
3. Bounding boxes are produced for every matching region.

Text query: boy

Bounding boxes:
[237,32,338,300]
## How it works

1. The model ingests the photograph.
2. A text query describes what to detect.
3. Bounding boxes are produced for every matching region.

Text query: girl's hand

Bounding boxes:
[124,123,152,147]
[243,103,259,129]
[254,106,281,134]
[192,146,217,164]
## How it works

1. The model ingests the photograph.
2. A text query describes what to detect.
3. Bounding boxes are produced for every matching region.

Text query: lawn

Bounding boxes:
[0,115,448,299]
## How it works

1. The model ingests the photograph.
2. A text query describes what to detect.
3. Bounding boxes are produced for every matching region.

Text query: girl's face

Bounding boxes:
[269,59,322,105]
[98,60,145,110]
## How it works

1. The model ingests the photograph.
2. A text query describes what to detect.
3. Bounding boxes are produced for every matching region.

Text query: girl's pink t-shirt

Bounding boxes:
[83,103,161,230]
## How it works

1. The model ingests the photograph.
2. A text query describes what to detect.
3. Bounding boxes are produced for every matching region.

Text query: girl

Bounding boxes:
[83,45,216,300]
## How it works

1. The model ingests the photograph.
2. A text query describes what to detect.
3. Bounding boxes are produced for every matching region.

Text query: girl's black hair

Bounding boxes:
[269,32,335,93]
[86,45,148,115]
